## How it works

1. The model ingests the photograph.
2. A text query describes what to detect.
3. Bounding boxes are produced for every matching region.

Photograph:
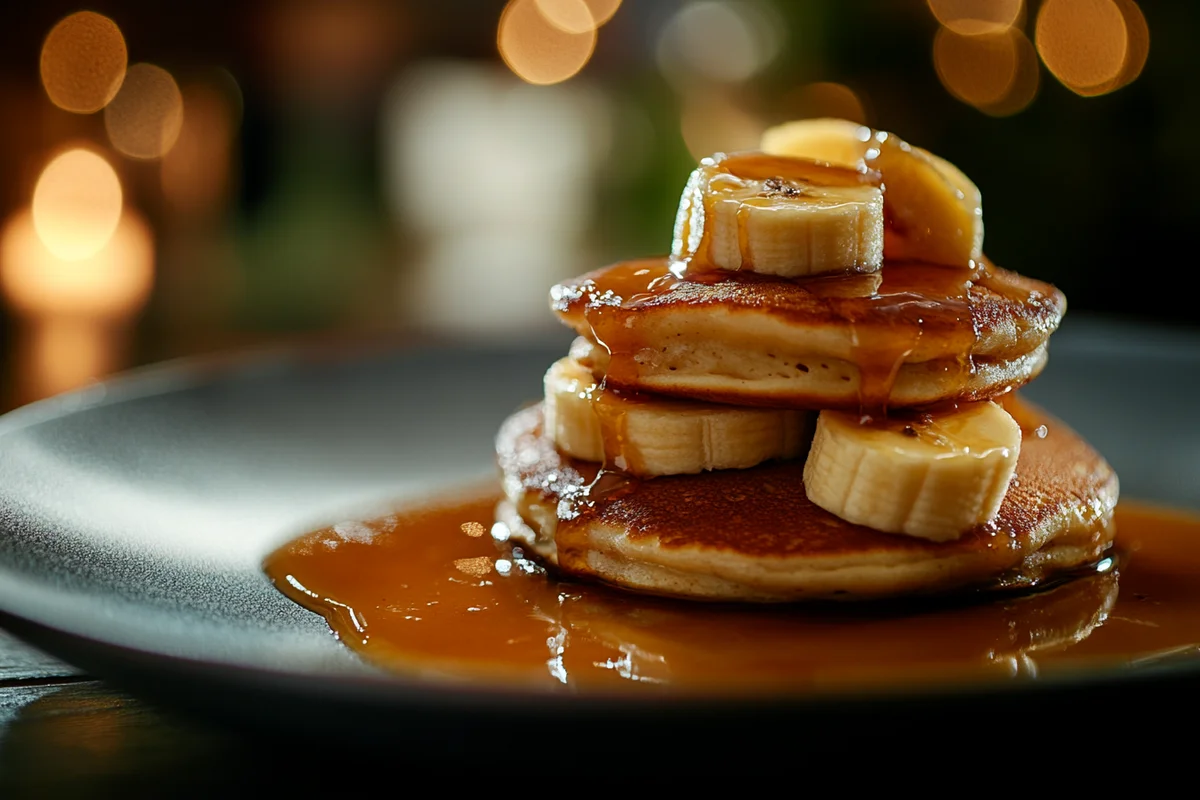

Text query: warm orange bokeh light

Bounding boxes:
[535,0,595,35]
[162,79,240,216]
[104,63,185,160]
[788,82,868,124]
[983,29,1040,116]
[680,95,765,161]
[1036,0,1141,96]
[40,11,127,114]
[535,0,622,33]
[20,317,121,402]
[1079,0,1149,96]
[936,27,1039,116]
[32,149,123,262]
[927,0,1023,36]
[1,209,153,319]
[935,28,1018,107]
[583,0,622,27]
[499,0,597,85]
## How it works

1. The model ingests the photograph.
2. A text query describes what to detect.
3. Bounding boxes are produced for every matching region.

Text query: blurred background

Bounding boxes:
[0,0,1190,408]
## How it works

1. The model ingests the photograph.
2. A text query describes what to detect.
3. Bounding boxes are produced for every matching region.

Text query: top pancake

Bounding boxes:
[551,258,1065,410]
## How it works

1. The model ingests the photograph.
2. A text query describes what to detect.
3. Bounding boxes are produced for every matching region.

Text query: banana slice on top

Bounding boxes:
[803,401,1021,541]
[544,356,811,477]
[672,152,884,278]
[761,118,874,170]
[761,118,984,269]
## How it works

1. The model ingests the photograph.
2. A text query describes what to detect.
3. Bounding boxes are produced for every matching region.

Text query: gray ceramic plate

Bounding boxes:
[0,317,1197,755]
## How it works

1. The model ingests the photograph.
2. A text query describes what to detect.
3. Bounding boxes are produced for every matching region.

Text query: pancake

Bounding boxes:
[551,257,1065,410]
[495,398,1118,602]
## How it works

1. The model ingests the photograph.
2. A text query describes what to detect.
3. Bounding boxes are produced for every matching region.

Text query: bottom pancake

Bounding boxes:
[496,399,1118,601]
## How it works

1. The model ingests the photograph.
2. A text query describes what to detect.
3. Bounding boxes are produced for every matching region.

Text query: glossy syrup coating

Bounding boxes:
[551,256,1063,411]
[264,486,1200,694]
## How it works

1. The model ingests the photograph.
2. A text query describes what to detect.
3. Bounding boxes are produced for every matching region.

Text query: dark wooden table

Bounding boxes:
[0,627,335,793]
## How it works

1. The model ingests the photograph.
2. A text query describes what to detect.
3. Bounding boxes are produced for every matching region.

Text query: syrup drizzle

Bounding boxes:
[673,152,882,278]
[265,495,1200,694]
[555,256,990,416]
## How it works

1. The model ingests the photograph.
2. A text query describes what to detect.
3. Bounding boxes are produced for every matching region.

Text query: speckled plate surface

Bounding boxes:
[0,319,1197,754]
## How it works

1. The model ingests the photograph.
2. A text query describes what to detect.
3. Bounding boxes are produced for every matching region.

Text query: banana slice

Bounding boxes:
[672,152,884,278]
[544,356,811,477]
[875,136,984,269]
[760,118,873,170]
[803,401,1021,541]
[760,118,984,269]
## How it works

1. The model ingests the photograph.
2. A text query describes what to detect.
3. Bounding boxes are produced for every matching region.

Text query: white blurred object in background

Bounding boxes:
[383,61,611,336]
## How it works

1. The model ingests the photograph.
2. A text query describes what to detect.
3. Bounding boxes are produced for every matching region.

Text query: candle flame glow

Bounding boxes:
[32,149,123,262]
[1,209,153,318]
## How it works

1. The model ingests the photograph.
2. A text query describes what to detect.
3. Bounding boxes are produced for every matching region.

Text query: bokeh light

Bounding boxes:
[1077,0,1149,96]
[104,63,185,160]
[785,82,868,124]
[535,0,596,35]
[1108,0,1150,90]
[1036,0,1145,96]
[31,149,123,262]
[983,29,1040,115]
[162,74,242,216]
[21,315,122,401]
[40,11,128,114]
[935,27,1039,116]
[535,0,622,33]
[1,209,153,318]
[927,0,1023,36]
[582,0,622,27]
[498,0,597,86]
[935,28,1018,107]
[680,94,765,161]
[657,1,783,87]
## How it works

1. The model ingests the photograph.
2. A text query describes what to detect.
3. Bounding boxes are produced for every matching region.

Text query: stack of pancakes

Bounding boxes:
[496,120,1118,602]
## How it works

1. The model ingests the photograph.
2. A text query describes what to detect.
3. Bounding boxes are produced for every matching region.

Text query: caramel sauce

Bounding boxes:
[579,381,660,476]
[708,151,881,188]
[265,494,1200,694]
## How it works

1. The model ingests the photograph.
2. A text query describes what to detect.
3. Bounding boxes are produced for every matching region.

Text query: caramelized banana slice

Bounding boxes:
[761,118,984,268]
[804,401,1021,541]
[672,152,884,277]
[544,356,810,477]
